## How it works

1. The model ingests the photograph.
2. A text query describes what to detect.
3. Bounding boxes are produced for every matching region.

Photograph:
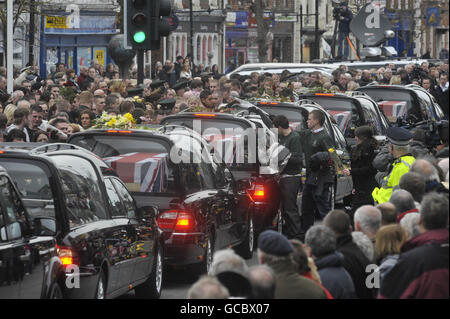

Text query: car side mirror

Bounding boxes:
[138,206,159,221]
[237,179,252,191]
[33,217,57,236]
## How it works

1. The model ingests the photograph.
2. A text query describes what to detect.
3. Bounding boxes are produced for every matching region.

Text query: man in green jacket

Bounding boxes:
[299,110,335,236]
[257,230,327,299]
[273,115,303,240]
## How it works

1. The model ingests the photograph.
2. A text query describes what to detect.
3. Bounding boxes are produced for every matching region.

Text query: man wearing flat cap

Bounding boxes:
[157,98,176,116]
[173,80,190,98]
[257,230,327,299]
[372,127,416,204]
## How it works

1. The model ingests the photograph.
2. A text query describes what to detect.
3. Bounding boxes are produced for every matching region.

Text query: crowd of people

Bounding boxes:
[0,57,448,143]
[0,55,448,299]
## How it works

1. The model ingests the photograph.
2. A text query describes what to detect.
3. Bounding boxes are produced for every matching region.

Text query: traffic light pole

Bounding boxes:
[137,49,144,85]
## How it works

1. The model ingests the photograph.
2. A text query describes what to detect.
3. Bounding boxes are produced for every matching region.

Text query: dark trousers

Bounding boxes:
[280,176,302,240]
[300,183,332,234]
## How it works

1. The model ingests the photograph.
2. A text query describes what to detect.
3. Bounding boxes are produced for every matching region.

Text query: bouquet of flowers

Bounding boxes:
[92,112,136,129]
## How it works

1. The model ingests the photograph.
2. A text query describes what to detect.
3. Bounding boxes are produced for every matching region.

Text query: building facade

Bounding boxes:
[166,0,226,71]
[38,0,120,78]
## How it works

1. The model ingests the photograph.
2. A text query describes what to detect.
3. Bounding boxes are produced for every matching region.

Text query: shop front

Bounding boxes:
[167,14,225,70]
[40,11,119,78]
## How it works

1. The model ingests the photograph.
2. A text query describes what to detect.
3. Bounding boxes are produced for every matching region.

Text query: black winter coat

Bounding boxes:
[337,234,375,299]
[350,139,378,207]
[315,252,356,299]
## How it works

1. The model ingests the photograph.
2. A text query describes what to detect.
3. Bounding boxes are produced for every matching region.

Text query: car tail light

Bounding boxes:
[194,113,216,117]
[315,93,335,96]
[157,210,196,232]
[56,245,76,266]
[107,130,132,134]
[253,184,265,199]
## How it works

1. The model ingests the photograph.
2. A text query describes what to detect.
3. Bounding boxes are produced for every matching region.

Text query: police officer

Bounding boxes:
[372,127,415,204]
[272,115,303,240]
[299,110,335,236]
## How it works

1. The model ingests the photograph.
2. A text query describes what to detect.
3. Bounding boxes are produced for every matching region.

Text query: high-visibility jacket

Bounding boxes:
[372,155,416,204]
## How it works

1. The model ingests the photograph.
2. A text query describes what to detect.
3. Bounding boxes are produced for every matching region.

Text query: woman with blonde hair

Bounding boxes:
[3,104,17,124]
[180,62,192,80]
[375,224,407,283]
[390,75,402,85]
[187,95,201,109]
[109,79,127,97]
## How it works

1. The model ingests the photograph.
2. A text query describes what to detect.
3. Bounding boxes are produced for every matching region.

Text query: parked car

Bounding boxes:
[159,112,289,234]
[327,59,428,71]
[297,92,390,146]
[254,100,354,209]
[69,126,256,276]
[226,63,336,78]
[0,143,162,299]
[357,84,447,146]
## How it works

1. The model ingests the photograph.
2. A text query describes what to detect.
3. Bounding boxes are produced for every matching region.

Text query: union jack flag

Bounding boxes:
[203,133,246,165]
[378,101,407,120]
[103,153,169,193]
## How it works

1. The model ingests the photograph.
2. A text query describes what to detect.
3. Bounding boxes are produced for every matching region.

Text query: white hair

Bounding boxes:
[210,249,248,277]
[354,205,382,237]
[187,275,230,299]
[351,231,374,262]
[438,158,449,179]
[400,213,421,239]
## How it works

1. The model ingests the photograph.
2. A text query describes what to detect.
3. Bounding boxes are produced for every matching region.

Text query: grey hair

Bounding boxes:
[351,232,374,262]
[400,213,421,239]
[392,144,410,154]
[354,206,382,237]
[411,158,441,183]
[248,265,276,299]
[420,192,449,231]
[305,225,336,258]
[17,100,31,109]
[12,90,23,100]
[389,189,416,214]
[257,249,294,266]
[187,275,230,299]
[210,248,248,276]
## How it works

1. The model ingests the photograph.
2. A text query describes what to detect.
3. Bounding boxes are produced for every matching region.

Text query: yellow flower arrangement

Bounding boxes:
[92,112,135,129]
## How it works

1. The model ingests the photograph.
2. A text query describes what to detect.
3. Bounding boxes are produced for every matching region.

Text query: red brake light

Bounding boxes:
[315,93,335,96]
[194,113,216,117]
[270,102,279,105]
[56,245,75,266]
[107,130,132,134]
[0,151,4,154]
[253,184,265,198]
[157,210,196,232]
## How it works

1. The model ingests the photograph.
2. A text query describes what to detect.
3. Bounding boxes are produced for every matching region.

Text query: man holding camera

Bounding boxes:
[336,2,353,60]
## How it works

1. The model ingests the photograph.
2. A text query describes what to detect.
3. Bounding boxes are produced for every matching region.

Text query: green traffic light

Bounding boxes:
[133,31,146,43]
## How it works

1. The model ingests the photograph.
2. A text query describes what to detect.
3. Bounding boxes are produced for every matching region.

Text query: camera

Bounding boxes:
[333,5,346,20]
[410,66,428,81]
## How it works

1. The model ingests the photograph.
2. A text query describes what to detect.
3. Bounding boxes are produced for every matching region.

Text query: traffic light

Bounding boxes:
[149,0,172,50]
[126,0,151,50]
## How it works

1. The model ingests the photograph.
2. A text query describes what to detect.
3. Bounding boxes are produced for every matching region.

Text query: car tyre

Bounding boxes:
[49,283,63,299]
[95,270,106,299]
[135,243,163,299]
[235,215,254,260]
[193,235,213,278]
[329,184,335,212]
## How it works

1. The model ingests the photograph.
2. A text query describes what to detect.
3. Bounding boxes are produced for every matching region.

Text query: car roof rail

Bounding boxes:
[405,84,426,91]
[157,124,204,139]
[346,91,370,98]
[29,143,85,155]
[297,99,322,106]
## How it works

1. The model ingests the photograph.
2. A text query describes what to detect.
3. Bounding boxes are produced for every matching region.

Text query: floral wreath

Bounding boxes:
[92,112,136,129]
